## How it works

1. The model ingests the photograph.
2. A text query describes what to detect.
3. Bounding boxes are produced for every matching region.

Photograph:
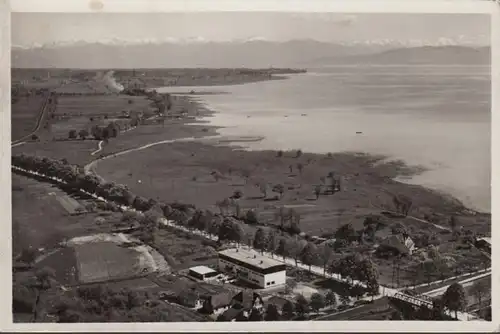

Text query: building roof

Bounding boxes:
[382,234,415,254]
[218,248,284,270]
[232,290,263,310]
[206,292,234,309]
[189,265,217,276]
[266,296,291,310]
[217,307,246,322]
[477,237,491,245]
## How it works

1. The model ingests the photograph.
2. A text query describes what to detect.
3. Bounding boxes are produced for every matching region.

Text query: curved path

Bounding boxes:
[84,134,221,176]
[90,140,104,156]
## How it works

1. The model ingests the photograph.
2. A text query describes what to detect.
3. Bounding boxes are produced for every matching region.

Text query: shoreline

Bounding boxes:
[155,91,489,217]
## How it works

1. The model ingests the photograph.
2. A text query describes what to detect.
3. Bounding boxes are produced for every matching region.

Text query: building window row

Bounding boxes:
[220,259,263,277]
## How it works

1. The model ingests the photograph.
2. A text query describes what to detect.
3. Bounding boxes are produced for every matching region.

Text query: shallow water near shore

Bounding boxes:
[157,65,491,213]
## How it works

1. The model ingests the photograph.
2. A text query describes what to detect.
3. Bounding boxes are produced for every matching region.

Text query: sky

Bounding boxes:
[12,12,490,47]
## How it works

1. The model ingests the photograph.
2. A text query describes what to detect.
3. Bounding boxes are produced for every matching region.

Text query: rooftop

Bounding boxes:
[477,237,491,245]
[218,248,285,270]
[189,265,217,275]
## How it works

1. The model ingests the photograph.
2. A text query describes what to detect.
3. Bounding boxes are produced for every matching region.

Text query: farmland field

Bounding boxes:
[11,96,46,141]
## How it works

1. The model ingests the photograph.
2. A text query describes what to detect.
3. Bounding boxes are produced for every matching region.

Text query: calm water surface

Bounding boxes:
[157,65,491,212]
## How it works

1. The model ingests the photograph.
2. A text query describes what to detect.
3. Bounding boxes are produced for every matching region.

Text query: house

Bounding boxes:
[380,233,415,256]
[201,292,234,315]
[475,237,491,254]
[231,290,264,315]
[218,248,287,289]
[265,296,291,314]
[216,306,247,322]
[177,288,203,310]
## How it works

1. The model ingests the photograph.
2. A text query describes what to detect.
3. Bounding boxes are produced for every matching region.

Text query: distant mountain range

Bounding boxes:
[11,40,490,69]
[313,45,490,66]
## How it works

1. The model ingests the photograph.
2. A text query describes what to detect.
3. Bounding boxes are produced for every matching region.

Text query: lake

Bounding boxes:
[157,65,491,212]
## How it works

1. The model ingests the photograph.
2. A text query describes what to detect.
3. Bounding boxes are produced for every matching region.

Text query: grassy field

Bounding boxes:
[12,174,118,256]
[96,140,477,235]
[74,241,145,284]
[11,95,46,141]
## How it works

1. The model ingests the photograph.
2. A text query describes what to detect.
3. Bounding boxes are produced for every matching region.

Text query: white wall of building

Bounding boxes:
[263,270,286,288]
[218,258,286,289]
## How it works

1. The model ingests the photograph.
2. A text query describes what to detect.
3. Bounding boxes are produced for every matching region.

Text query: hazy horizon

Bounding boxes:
[12,12,490,47]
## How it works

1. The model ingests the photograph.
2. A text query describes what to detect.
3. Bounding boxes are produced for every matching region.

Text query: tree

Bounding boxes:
[310,293,326,313]
[275,206,287,229]
[470,280,488,306]
[241,170,251,184]
[285,279,297,294]
[245,209,259,225]
[334,223,357,243]
[314,184,321,200]
[442,283,467,319]
[288,239,306,267]
[393,194,413,216]
[333,238,348,252]
[258,183,269,199]
[78,129,89,140]
[295,295,310,317]
[320,244,333,275]
[232,189,243,199]
[266,231,278,257]
[295,149,303,158]
[449,215,458,231]
[273,184,285,199]
[264,304,280,321]
[391,222,407,236]
[68,129,77,139]
[18,248,37,266]
[31,134,39,141]
[248,308,264,321]
[32,267,56,321]
[300,242,319,271]
[325,291,337,308]
[420,260,438,285]
[340,294,350,306]
[276,238,289,260]
[253,228,268,254]
[281,300,295,320]
[297,163,304,175]
[218,218,244,245]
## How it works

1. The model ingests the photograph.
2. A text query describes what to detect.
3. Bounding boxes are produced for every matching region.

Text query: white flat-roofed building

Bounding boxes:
[218,248,286,289]
[188,265,218,281]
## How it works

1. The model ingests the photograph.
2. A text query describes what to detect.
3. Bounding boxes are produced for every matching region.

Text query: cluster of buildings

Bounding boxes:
[157,248,290,321]
[188,248,287,289]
